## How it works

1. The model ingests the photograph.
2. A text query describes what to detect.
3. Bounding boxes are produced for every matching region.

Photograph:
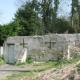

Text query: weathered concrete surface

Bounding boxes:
[3,34,80,63]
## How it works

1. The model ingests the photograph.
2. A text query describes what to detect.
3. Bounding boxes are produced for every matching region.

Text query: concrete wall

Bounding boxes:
[0,46,3,55]
[3,34,80,63]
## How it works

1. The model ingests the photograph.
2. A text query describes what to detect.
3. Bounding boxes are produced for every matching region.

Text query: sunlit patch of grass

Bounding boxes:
[2,71,40,80]
[15,56,80,69]
[5,56,80,80]
[0,55,6,65]
[61,56,80,65]
[14,56,34,67]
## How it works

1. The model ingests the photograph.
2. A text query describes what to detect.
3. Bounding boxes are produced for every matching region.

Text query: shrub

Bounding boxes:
[26,56,34,64]
[0,55,4,60]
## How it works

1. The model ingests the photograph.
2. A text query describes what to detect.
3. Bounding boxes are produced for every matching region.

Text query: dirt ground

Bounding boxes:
[39,61,80,80]
[1,61,80,80]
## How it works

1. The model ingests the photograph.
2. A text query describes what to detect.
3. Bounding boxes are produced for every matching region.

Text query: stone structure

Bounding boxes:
[3,34,80,63]
[0,46,3,56]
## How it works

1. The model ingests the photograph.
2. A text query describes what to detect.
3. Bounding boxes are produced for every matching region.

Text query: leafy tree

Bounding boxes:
[41,0,59,33]
[41,0,53,33]
[9,20,24,35]
[54,0,59,18]
[78,1,80,30]
[14,0,42,36]
[71,0,79,32]
[52,0,59,33]
[54,18,74,33]
[0,20,23,46]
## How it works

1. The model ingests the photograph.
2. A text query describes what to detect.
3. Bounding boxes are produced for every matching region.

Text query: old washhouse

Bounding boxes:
[3,34,80,64]
[4,37,27,64]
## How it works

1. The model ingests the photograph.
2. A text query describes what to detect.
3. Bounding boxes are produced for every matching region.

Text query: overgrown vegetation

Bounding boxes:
[1,0,79,46]
[4,71,36,80]
[2,56,80,80]
[0,55,4,59]
[26,56,34,64]
[0,55,5,65]
[15,56,80,68]
[15,56,34,67]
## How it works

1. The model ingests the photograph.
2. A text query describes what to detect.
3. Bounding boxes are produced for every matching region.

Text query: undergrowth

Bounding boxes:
[0,55,5,65]
[15,56,34,67]
[7,56,80,80]
[26,56,34,64]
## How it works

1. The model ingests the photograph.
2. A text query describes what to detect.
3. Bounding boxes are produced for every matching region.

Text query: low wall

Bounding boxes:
[0,46,3,56]
[3,34,80,63]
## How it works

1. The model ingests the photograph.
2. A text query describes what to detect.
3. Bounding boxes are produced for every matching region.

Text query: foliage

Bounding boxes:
[53,18,74,33]
[8,20,25,36]
[15,57,34,66]
[0,55,5,65]
[0,55,4,59]
[71,0,80,32]
[14,0,42,36]
[6,72,35,80]
[26,56,34,64]
[1,0,79,46]
[0,20,24,46]
[3,56,80,80]
[41,0,59,33]
[0,24,11,46]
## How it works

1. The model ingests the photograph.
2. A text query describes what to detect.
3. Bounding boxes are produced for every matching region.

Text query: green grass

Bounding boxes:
[62,57,80,64]
[16,56,80,69]
[0,55,4,59]
[0,55,6,65]
[15,56,80,68]
[15,56,34,67]
[14,62,28,66]
[26,56,34,64]
[3,56,80,80]
[2,71,40,80]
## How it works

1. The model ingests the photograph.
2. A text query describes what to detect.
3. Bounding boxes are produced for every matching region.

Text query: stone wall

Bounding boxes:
[3,34,80,63]
[0,46,3,55]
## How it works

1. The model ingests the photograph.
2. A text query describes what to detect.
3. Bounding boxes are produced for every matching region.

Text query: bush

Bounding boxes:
[26,56,34,64]
[0,55,4,60]
[54,18,74,33]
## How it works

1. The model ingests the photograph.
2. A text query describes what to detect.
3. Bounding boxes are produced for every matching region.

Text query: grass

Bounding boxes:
[2,71,36,80]
[2,56,80,80]
[15,56,80,69]
[2,71,41,80]
[26,56,34,64]
[76,60,80,74]
[0,55,6,65]
[15,56,34,66]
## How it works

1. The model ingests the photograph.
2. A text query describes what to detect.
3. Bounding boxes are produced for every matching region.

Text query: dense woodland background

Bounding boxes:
[0,0,80,46]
